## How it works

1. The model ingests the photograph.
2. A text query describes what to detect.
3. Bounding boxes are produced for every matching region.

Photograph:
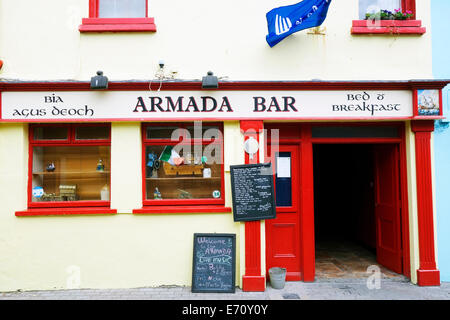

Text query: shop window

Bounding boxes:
[352,0,426,35]
[79,0,156,32]
[28,124,111,208]
[141,122,225,208]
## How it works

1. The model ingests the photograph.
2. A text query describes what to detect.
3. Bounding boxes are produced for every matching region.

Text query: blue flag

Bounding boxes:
[266,0,332,47]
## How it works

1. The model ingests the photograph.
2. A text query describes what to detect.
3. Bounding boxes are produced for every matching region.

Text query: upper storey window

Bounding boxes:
[352,0,425,35]
[359,0,402,20]
[98,0,146,18]
[79,0,156,32]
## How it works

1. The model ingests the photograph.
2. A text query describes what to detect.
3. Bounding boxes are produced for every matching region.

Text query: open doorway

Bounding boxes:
[313,144,403,279]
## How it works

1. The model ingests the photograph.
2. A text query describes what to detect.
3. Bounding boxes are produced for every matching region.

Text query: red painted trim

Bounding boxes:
[3,117,446,124]
[417,269,440,286]
[27,123,112,209]
[143,199,225,206]
[403,0,417,20]
[79,20,156,32]
[266,121,411,281]
[28,201,111,208]
[240,120,265,292]
[413,89,419,117]
[351,25,426,35]
[82,0,155,33]
[1,80,449,92]
[299,124,315,281]
[411,120,435,132]
[352,20,422,27]
[140,122,225,206]
[242,276,266,292]
[82,18,154,25]
[133,206,231,214]
[411,120,440,286]
[240,121,264,134]
[16,207,117,216]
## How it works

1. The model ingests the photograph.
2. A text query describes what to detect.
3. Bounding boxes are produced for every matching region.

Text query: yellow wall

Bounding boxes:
[0,0,438,290]
[0,121,244,291]
[0,0,433,81]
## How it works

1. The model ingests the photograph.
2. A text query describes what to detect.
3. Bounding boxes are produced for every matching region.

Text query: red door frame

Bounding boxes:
[265,122,411,281]
[265,144,302,281]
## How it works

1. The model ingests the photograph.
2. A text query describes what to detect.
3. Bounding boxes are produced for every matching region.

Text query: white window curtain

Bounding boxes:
[359,0,402,19]
[99,0,147,18]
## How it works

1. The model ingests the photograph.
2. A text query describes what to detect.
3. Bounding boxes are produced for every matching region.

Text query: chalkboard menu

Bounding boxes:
[230,163,276,222]
[192,233,236,293]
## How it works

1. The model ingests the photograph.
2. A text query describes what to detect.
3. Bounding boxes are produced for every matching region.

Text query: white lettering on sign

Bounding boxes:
[0,90,413,121]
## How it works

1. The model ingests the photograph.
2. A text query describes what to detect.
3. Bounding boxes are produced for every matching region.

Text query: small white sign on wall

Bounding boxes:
[277,157,291,178]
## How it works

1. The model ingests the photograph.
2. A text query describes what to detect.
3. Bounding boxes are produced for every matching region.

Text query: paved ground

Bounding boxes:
[1,277,450,300]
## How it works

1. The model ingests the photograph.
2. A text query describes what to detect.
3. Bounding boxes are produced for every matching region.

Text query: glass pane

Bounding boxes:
[311,126,399,138]
[145,144,222,200]
[99,0,146,18]
[359,0,401,19]
[34,127,68,140]
[31,146,111,202]
[75,126,109,140]
[146,126,184,140]
[186,125,221,140]
[275,152,292,207]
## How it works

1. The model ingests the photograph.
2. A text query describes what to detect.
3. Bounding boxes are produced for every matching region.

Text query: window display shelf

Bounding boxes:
[145,177,221,181]
[33,171,110,176]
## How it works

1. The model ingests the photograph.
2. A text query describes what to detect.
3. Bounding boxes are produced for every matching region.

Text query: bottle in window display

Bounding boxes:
[96,159,105,172]
[100,185,110,201]
[45,162,55,172]
[154,187,162,200]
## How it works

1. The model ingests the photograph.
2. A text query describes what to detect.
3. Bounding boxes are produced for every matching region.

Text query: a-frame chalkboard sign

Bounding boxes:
[192,233,236,293]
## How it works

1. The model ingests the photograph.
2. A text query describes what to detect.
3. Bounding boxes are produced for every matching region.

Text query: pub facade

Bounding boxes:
[0,0,446,291]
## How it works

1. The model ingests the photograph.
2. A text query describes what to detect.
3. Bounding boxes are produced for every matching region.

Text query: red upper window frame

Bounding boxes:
[79,0,156,33]
[138,122,227,211]
[352,0,426,35]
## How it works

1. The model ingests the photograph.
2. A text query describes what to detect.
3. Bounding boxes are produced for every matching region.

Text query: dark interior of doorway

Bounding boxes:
[313,144,397,279]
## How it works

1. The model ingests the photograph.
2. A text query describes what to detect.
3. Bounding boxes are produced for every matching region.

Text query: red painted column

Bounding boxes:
[300,124,316,281]
[240,120,265,291]
[411,120,440,286]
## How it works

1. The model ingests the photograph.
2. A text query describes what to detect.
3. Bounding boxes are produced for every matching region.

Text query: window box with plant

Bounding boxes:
[352,0,426,35]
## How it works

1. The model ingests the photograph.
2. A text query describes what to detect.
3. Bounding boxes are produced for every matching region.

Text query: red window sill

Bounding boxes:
[351,20,426,35]
[79,18,156,33]
[16,207,117,217]
[133,206,232,214]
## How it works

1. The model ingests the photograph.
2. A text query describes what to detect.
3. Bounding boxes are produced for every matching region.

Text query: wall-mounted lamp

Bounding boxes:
[0,60,3,71]
[202,71,219,89]
[90,71,108,90]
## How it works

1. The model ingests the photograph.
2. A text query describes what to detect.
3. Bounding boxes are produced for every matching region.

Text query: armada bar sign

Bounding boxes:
[0,90,413,121]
